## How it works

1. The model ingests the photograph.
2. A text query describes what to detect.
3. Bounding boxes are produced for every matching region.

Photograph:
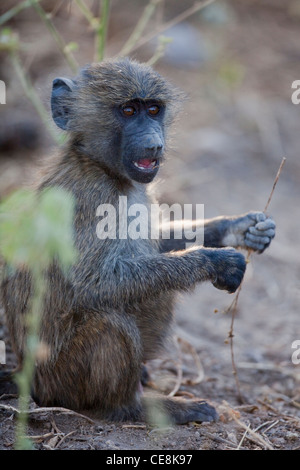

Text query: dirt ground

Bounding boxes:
[0,0,299,451]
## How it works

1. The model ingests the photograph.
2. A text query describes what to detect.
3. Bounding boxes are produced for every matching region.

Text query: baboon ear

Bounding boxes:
[51,77,75,130]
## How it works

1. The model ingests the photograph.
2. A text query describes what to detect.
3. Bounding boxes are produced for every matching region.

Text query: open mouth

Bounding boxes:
[132,158,159,172]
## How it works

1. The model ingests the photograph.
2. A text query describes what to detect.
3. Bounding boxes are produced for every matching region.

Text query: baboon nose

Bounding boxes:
[145,145,163,158]
[147,144,162,152]
[142,132,164,156]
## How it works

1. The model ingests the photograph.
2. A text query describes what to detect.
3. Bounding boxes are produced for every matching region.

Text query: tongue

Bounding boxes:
[137,158,154,168]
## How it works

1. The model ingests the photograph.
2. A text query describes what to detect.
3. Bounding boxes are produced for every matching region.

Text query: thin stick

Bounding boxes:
[225,157,286,402]
[167,337,183,397]
[116,0,215,57]
[119,0,162,57]
[146,36,173,67]
[29,0,78,72]
[0,0,42,26]
[55,430,77,449]
[264,157,286,213]
[0,403,96,424]
[122,424,147,429]
[200,430,243,449]
[236,422,251,450]
[10,51,63,145]
[94,0,110,62]
[9,52,56,140]
[254,419,279,434]
[177,336,205,385]
[224,284,244,402]
[25,432,57,442]
[74,0,97,29]
[231,414,274,450]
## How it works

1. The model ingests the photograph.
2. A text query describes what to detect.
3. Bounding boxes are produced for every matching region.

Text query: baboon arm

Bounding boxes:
[73,248,216,308]
[159,211,275,253]
[158,217,230,252]
[72,244,246,308]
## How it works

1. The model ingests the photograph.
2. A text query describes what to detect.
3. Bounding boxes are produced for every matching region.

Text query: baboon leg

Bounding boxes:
[31,308,218,424]
[33,311,143,421]
[0,370,18,396]
[142,395,218,425]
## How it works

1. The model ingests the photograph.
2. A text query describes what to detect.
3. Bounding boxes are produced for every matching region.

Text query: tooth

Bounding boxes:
[133,160,157,170]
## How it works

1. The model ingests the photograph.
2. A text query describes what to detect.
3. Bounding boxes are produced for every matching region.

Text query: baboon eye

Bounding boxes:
[122,106,136,116]
[148,105,160,116]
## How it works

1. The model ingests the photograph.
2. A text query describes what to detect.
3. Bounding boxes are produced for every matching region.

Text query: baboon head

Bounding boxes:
[51,58,181,183]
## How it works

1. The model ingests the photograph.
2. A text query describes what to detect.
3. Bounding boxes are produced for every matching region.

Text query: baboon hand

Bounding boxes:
[210,248,246,293]
[224,212,276,253]
[243,212,276,253]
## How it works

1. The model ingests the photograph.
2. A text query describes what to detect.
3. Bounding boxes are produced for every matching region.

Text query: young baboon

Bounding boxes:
[1,58,275,424]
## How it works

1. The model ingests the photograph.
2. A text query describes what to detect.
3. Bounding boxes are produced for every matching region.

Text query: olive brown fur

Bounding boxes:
[0,58,276,424]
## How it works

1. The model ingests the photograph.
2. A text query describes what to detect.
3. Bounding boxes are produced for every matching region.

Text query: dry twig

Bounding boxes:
[224,157,286,402]
[223,404,274,450]
[0,403,96,425]
[177,337,205,386]
[117,0,216,57]
[166,335,205,397]
[54,430,77,449]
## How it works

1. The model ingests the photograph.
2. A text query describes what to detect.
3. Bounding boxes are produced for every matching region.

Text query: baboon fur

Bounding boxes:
[0,58,275,424]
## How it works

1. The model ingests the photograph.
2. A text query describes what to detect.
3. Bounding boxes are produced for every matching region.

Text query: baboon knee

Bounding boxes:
[33,312,142,413]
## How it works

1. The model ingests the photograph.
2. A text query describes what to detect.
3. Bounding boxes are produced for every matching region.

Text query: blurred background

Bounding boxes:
[0,0,299,446]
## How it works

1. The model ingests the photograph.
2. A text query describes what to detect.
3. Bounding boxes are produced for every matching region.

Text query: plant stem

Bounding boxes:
[74,0,98,29]
[14,270,46,450]
[119,0,215,57]
[146,35,172,67]
[94,0,110,62]
[29,0,78,73]
[10,51,63,145]
[0,0,41,26]
[119,0,162,57]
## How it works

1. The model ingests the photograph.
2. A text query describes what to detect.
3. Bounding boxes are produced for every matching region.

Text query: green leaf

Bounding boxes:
[0,187,77,271]
[64,41,79,53]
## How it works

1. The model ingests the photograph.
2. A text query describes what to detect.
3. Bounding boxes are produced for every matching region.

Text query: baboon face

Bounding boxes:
[117,98,165,183]
[51,58,181,184]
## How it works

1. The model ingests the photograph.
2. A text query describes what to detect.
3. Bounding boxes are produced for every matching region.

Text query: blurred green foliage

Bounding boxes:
[0,187,77,271]
[0,187,77,449]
